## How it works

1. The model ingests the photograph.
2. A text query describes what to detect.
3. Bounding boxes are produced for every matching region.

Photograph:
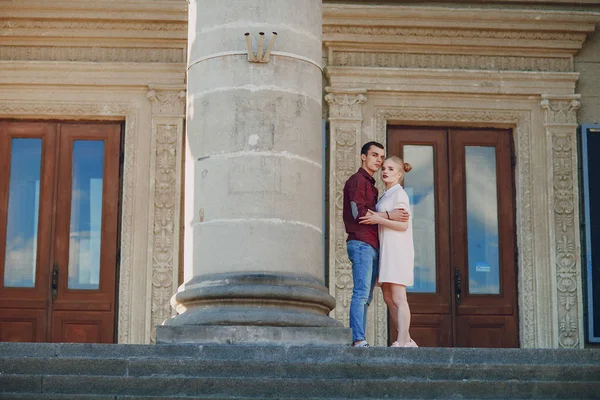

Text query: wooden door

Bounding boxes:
[0,121,121,343]
[387,126,519,348]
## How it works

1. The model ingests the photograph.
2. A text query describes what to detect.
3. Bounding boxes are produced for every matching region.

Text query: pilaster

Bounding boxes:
[541,94,585,348]
[146,85,186,343]
[324,88,378,340]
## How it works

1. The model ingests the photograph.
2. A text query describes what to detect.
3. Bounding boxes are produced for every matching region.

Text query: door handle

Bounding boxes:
[454,267,461,306]
[51,264,59,301]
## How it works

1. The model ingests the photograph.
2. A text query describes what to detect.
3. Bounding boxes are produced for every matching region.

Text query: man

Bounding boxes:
[343,141,410,347]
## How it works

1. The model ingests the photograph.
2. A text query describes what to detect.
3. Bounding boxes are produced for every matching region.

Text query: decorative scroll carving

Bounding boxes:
[149,124,179,343]
[323,26,585,42]
[541,95,582,348]
[147,89,186,116]
[330,51,571,72]
[372,107,536,348]
[0,46,184,63]
[541,97,580,125]
[325,91,366,120]
[0,100,140,344]
[146,87,185,343]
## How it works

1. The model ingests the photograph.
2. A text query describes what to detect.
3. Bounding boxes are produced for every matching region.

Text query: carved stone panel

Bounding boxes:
[541,95,584,348]
[330,51,572,72]
[146,87,185,343]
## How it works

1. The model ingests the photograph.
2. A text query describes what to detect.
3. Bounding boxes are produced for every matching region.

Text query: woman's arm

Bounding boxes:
[359,210,408,231]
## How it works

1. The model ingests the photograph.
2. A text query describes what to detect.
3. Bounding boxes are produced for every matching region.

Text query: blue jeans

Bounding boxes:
[347,240,379,343]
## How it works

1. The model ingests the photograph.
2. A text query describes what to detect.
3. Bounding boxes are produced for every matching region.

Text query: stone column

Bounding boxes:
[540,94,585,348]
[158,0,348,345]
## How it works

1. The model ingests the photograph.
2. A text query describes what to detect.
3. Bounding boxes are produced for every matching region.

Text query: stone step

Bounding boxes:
[0,343,598,399]
[1,374,598,399]
[1,342,598,365]
[1,356,599,382]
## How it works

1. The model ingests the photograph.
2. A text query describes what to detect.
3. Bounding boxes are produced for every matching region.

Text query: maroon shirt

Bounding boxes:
[343,168,379,249]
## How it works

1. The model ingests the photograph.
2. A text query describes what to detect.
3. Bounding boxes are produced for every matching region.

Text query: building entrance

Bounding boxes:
[387,126,519,347]
[0,121,121,343]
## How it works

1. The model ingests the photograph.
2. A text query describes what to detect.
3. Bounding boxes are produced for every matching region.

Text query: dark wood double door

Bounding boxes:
[388,126,519,347]
[0,121,121,343]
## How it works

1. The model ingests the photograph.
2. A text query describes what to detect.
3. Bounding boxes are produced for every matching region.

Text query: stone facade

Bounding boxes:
[323,3,600,348]
[0,0,187,344]
[1,0,599,347]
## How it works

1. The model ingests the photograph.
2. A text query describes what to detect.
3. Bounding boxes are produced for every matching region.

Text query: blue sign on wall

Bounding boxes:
[581,124,600,343]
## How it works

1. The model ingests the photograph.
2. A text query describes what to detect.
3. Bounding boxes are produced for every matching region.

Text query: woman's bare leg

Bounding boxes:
[382,284,399,340]
[390,284,411,345]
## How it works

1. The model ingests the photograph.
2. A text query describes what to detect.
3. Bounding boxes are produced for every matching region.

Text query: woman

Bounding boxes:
[367,156,417,348]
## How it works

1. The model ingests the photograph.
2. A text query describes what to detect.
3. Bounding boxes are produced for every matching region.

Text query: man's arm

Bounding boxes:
[346,179,375,221]
[388,208,410,222]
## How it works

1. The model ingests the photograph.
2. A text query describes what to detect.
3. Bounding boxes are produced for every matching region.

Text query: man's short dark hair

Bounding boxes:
[361,141,384,156]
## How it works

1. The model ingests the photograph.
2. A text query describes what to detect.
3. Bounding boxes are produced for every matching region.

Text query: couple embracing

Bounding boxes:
[343,141,417,348]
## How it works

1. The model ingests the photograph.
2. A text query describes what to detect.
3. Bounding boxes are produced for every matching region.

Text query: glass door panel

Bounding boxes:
[3,139,42,288]
[450,129,518,348]
[465,146,500,295]
[387,127,452,348]
[68,141,105,290]
[404,145,436,293]
[51,123,121,344]
[0,122,56,343]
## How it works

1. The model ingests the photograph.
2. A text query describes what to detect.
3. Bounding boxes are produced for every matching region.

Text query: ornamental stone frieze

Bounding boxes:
[541,94,584,348]
[0,0,187,64]
[323,4,599,73]
[146,86,185,343]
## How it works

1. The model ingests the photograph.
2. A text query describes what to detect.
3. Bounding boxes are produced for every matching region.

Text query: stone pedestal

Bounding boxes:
[158,0,347,345]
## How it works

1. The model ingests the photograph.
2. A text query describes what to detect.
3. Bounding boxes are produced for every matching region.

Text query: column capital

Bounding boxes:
[325,87,367,120]
[540,94,581,126]
[147,84,186,117]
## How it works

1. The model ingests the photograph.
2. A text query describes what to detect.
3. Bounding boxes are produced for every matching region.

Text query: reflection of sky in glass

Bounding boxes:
[3,139,42,288]
[465,147,500,295]
[68,141,104,290]
[403,145,436,293]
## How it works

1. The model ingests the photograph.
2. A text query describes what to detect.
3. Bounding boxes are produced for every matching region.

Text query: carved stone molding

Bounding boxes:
[323,4,600,76]
[370,107,536,348]
[0,47,185,63]
[0,100,140,344]
[541,94,583,348]
[1,1,187,64]
[329,51,572,73]
[0,19,186,33]
[323,26,586,42]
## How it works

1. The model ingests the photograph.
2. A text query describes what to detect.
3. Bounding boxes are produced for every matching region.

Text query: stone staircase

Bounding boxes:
[0,342,599,399]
